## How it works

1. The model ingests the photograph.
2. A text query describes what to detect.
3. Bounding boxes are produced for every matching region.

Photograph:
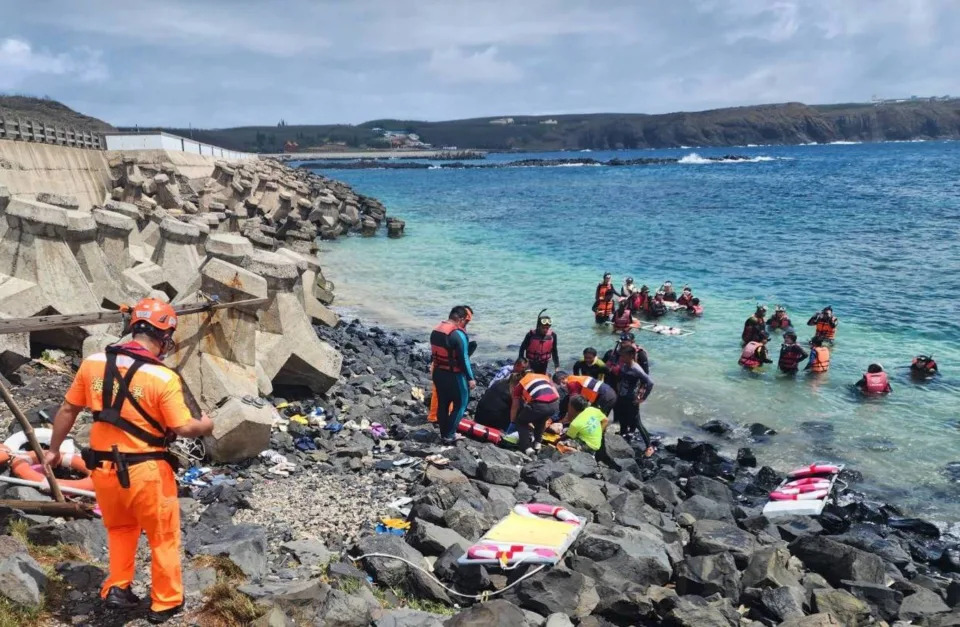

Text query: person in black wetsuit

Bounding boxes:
[742,305,767,344]
[430,306,476,445]
[518,314,559,374]
[615,345,655,455]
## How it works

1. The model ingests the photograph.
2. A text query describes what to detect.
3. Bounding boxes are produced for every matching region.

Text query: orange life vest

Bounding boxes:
[863,371,889,394]
[815,319,836,340]
[430,321,463,373]
[565,375,604,403]
[739,341,763,368]
[595,285,614,316]
[810,346,830,372]
[518,373,559,403]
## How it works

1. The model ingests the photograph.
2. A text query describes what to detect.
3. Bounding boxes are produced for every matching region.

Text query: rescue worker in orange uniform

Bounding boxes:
[45,298,213,624]
[510,368,560,454]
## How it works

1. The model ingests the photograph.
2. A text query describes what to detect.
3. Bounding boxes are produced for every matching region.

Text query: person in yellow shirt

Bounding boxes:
[559,394,609,452]
[44,298,213,624]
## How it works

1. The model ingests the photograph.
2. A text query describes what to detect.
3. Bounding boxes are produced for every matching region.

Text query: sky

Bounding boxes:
[1,0,958,128]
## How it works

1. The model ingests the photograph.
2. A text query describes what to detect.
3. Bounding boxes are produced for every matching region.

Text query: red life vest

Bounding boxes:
[768,315,791,330]
[676,293,692,306]
[863,371,889,394]
[430,321,463,373]
[690,305,703,316]
[739,341,763,368]
[566,375,604,403]
[526,330,555,364]
[778,344,804,371]
[613,310,633,331]
[517,373,559,403]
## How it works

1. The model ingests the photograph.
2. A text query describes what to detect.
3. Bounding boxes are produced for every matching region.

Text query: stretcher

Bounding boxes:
[458,503,586,566]
[761,463,844,518]
[632,321,695,336]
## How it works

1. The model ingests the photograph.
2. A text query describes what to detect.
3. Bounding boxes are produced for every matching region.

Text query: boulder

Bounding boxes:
[355,534,450,603]
[478,461,520,487]
[675,495,734,523]
[899,586,951,622]
[676,552,741,602]
[443,600,529,626]
[26,519,107,560]
[760,585,806,622]
[574,526,673,587]
[189,524,268,581]
[741,545,801,589]
[685,476,734,504]
[0,552,47,606]
[373,608,446,627]
[204,396,275,463]
[407,520,470,556]
[281,538,332,568]
[790,535,885,586]
[842,579,903,622]
[239,579,328,608]
[549,474,606,511]
[778,615,842,627]
[315,588,375,627]
[514,569,599,618]
[444,499,492,541]
[689,519,759,567]
[811,589,871,626]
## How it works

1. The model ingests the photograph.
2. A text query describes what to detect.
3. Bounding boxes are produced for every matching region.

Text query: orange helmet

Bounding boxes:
[130,298,177,332]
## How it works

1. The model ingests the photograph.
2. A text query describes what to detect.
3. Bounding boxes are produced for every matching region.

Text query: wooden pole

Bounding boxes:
[0,379,65,502]
[0,500,93,518]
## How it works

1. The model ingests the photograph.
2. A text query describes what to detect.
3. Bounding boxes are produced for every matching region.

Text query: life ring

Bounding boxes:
[769,489,829,501]
[783,477,831,487]
[772,483,831,496]
[3,428,75,455]
[11,451,95,493]
[465,544,558,563]
[514,503,582,524]
[787,464,840,479]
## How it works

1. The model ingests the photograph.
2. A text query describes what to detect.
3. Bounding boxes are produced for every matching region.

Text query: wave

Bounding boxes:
[828,140,862,145]
[678,152,779,164]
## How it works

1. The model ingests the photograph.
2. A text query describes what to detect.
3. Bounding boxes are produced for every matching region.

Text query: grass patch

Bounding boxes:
[388,586,456,616]
[192,555,246,582]
[0,598,44,627]
[337,576,362,594]
[29,543,92,568]
[8,519,30,545]
[195,581,265,627]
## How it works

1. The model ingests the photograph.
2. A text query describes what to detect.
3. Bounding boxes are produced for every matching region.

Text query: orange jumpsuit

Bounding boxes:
[65,351,192,612]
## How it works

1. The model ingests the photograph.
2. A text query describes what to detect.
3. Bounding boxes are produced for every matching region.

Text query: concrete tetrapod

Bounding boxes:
[0,198,102,349]
[247,251,342,395]
[275,248,339,328]
[150,218,203,299]
[65,211,132,309]
[203,396,276,463]
[168,257,268,412]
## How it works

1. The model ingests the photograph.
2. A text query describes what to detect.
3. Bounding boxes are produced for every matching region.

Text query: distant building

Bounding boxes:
[408,133,420,141]
[489,117,514,125]
[540,119,558,125]
[283,140,299,153]
[442,145,458,150]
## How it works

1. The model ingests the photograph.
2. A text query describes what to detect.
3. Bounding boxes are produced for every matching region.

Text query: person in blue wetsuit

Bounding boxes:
[430,306,476,444]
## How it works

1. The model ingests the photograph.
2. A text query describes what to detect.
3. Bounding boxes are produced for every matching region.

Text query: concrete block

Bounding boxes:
[103,200,142,223]
[204,396,275,463]
[35,192,80,210]
[150,219,202,298]
[93,210,137,276]
[82,332,121,359]
[0,323,30,375]
[206,234,254,266]
[66,211,132,308]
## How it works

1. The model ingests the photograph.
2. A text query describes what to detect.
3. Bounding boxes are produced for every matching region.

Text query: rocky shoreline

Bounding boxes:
[296,155,756,170]
[1,310,960,624]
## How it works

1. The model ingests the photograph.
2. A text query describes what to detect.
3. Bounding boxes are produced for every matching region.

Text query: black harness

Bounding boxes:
[83,348,180,486]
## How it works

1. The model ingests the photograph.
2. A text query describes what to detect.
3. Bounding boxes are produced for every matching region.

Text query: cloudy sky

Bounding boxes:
[2,0,957,128]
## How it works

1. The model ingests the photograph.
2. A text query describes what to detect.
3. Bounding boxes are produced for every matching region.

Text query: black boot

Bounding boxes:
[103,586,141,610]
[147,603,184,624]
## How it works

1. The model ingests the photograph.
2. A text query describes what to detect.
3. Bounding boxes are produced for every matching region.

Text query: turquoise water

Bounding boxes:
[308,142,960,520]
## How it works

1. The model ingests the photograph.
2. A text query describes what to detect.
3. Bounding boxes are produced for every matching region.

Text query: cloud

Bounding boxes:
[427,46,522,84]
[0,38,107,90]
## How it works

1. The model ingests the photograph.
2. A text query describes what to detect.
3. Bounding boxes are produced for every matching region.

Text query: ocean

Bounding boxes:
[303,141,960,521]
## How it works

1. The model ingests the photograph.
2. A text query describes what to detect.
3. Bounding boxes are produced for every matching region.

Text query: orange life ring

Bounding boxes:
[11,451,95,492]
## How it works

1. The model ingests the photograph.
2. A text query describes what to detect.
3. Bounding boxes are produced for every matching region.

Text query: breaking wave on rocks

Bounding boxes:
[678,152,779,164]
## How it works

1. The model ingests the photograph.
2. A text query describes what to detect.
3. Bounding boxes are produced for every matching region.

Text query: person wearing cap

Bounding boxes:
[603,332,650,376]
[619,277,638,298]
[519,314,559,375]
[742,305,768,344]
[807,306,838,343]
[676,285,694,307]
[767,306,792,331]
[856,363,892,394]
[44,298,214,623]
[660,282,677,302]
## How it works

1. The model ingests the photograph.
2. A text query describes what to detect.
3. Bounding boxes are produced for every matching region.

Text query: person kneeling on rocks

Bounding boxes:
[555,394,608,453]
[510,366,560,455]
